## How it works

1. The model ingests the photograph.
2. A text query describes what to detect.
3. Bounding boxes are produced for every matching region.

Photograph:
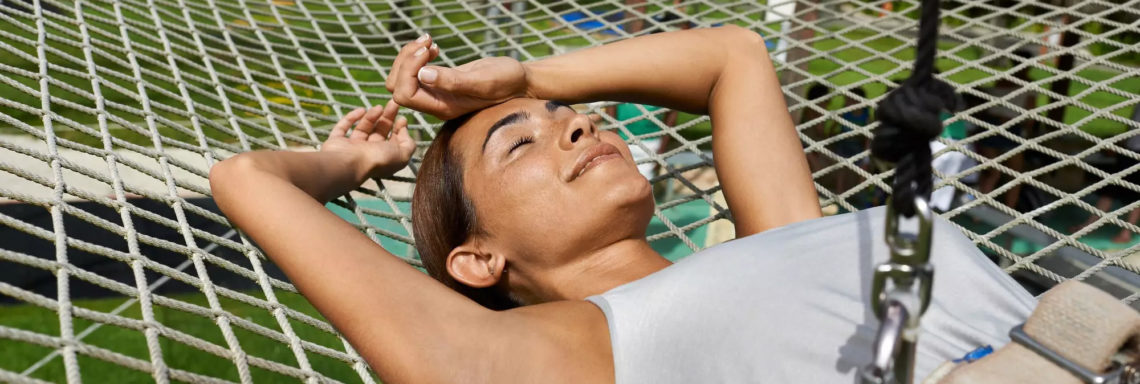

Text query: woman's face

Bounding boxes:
[448,98,654,270]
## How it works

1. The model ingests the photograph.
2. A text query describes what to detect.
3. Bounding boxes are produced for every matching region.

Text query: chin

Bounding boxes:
[603,170,655,221]
[576,156,656,234]
[559,171,654,250]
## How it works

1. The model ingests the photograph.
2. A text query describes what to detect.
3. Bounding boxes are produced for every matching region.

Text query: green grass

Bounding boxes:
[625,26,1140,143]
[1,2,1136,151]
[0,289,375,383]
[803,28,1139,138]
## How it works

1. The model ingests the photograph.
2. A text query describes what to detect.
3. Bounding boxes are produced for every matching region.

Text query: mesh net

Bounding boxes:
[0,0,1137,382]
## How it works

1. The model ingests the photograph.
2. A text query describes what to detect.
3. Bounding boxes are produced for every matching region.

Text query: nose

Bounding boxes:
[560,113,596,150]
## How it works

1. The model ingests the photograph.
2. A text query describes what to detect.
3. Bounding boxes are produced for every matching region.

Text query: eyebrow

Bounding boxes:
[480,101,573,153]
[482,111,530,153]
[545,100,570,113]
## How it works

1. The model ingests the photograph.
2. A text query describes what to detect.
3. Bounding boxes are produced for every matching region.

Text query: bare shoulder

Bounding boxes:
[489,300,614,384]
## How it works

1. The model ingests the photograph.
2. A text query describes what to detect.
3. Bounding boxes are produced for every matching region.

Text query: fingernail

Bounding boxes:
[418,67,437,84]
[430,43,438,51]
[416,33,429,43]
[414,47,427,56]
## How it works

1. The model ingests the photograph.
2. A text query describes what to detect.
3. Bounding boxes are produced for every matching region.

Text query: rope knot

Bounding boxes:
[872,77,961,216]
[872,78,959,163]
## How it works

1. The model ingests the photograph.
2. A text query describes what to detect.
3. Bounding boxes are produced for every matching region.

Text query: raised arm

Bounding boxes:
[209,101,534,383]
[526,27,821,234]
[396,26,821,236]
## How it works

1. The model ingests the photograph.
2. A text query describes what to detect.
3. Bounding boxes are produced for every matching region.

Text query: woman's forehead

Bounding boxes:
[450,98,551,154]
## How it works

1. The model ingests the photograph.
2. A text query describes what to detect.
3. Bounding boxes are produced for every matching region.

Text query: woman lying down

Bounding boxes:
[210,26,1035,383]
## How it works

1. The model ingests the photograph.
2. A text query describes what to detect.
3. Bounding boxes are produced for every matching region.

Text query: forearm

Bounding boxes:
[212,150,367,204]
[523,26,757,114]
[527,25,818,232]
[708,40,821,233]
[210,154,498,383]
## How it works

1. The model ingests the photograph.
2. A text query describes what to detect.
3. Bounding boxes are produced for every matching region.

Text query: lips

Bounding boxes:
[568,143,622,182]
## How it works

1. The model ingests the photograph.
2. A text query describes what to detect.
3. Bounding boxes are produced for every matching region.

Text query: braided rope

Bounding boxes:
[871,0,960,217]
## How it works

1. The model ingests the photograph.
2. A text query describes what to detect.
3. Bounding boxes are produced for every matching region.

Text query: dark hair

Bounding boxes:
[412,114,521,310]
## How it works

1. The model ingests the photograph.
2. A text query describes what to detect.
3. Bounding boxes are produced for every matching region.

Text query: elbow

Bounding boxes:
[722,25,765,45]
[208,156,237,192]
[715,25,770,57]
[209,155,257,207]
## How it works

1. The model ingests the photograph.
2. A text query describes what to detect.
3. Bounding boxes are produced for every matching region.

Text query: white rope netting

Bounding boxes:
[0,0,1137,382]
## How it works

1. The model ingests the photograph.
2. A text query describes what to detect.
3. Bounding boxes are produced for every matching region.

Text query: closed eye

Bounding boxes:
[508,136,534,153]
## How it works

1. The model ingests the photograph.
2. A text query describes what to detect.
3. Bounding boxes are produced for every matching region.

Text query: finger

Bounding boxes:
[416,64,481,96]
[392,42,436,107]
[428,42,439,61]
[387,33,430,90]
[387,46,407,92]
[393,116,415,159]
[351,104,386,140]
[370,114,407,143]
[377,99,401,138]
[392,114,409,138]
[402,90,462,119]
[330,108,366,139]
[387,33,433,94]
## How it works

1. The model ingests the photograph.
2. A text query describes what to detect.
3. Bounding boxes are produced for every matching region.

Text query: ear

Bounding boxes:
[445,239,506,289]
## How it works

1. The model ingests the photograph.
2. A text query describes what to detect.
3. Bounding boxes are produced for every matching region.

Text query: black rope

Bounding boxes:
[872,0,961,217]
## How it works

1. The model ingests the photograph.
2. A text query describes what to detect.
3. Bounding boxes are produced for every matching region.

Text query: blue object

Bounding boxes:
[952,345,994,363]
[560,10,624,35]
[841,109,871,127]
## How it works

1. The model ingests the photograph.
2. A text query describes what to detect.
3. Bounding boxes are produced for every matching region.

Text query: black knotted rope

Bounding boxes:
[872,0,961,217]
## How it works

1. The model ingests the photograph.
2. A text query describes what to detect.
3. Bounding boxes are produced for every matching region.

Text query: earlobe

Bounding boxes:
[445,241,505,288]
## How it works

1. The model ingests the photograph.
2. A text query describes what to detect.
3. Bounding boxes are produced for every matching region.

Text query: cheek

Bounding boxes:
[475,159,564,230]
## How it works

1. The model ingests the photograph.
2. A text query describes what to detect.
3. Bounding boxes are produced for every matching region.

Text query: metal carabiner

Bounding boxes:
[864,196,937,384]
[862,301,911,384]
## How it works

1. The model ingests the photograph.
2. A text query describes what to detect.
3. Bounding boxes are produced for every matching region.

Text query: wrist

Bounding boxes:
[319,148,373,186]
[521,61,539,99]
[352,151,380,183]
[518,59,589,104]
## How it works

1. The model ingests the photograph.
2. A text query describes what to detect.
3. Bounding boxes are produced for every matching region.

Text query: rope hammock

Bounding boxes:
[0,0,1138,382]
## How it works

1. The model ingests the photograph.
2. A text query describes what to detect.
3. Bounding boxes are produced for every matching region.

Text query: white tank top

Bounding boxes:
[587,206,1036,383]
